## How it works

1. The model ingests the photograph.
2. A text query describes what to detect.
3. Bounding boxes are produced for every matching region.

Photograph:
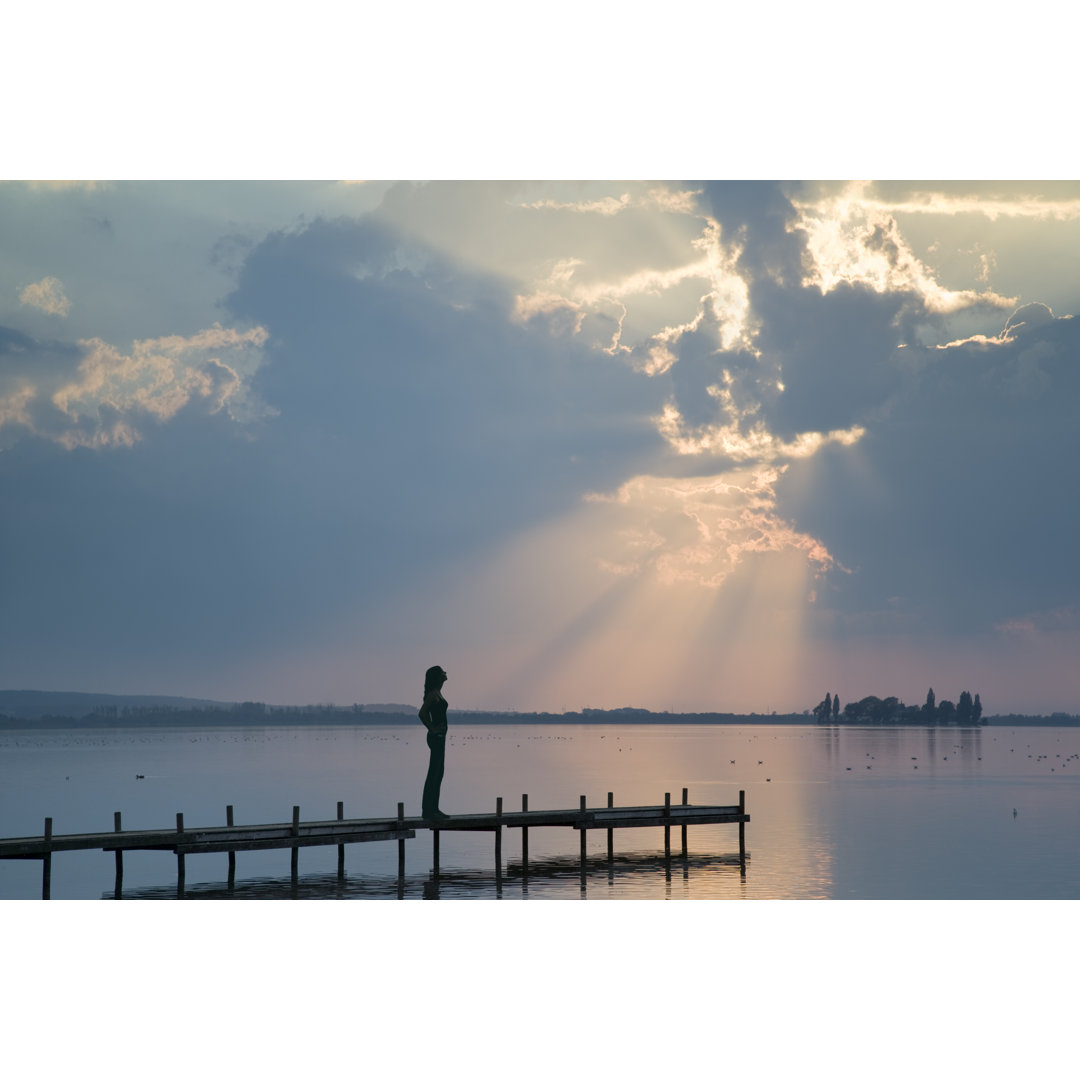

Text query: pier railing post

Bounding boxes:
[609,790,617,881]
[579,795,587,891]
[42,817,52,900]
[521,794,529,877]
[113,811,123,900]
[495,797,503,894]
[664,792,671,861]
[338,801,346,879]
[176,813,185,897]
[738,789,746,874]
[226,805,236,888]
[681,788,688,859]
[291,806,300,884]
[397,802,406,884]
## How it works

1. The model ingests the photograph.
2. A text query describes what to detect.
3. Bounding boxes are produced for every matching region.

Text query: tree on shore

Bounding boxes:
[957,690,973,724]
[812,686,986,724]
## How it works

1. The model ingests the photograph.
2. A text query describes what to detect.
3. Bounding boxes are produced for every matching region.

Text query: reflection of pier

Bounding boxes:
[0,789,748,899]
[112,850,751,900]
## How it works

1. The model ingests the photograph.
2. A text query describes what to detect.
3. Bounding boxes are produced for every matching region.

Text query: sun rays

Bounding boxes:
[445,458,842,713]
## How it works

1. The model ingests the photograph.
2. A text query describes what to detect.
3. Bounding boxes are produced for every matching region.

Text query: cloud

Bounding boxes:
[20,181,108,192]
[0,210,666,690]
[19,276,71,316]
[223,214,662,553]
[0,383,35,429]
[1003,302,1056,336]
[859,190,1080,222]
[655,393,865,461]
[789,181,1017,314]
[521,193,633,216]
[519,187,703,217]
[513,211,756,370]
[585,466,841,589]
[779,303,1080,636]
[0,322,271,449]
[995,607,1080,636]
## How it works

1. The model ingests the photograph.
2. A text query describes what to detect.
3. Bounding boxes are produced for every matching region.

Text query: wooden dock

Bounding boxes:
[0,788,748,899]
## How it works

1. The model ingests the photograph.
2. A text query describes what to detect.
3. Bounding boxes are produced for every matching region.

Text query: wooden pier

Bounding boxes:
[0,789,748,899]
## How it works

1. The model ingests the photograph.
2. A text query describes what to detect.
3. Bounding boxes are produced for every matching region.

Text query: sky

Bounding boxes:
[3,2,1078,718]
[3,176,1079,715]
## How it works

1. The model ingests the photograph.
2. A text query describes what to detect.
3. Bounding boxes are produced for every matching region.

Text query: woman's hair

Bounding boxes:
[423,665,447,697]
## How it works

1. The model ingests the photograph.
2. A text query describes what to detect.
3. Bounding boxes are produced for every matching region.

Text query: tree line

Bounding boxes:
[812,688,985,724]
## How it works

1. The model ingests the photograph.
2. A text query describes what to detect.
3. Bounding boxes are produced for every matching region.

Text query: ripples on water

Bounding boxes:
[114,850,751,901]
[3,722,1079,899]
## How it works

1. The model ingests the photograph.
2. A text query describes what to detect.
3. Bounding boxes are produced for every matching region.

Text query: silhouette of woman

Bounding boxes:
[419,665,450,820]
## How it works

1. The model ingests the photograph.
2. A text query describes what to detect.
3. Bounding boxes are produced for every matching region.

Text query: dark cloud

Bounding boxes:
[0,212,664,690]
[225,215,661,544]
[209,232,255,277]
[0,326,82,447]
[1003,301,1055,336]
[754,280,909,437]
[779,307,1080,634]
[0,324,81,367]
[701,180,805,283]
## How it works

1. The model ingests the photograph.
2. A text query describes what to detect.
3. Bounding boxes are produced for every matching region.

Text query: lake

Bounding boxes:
[2,721,1079,899]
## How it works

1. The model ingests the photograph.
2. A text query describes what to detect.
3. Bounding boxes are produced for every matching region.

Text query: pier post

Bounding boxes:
[495,797,503,895]
[607,792,615,884]
[521,794,529,877]
[681,788,688,859]
[738,789,746,874]
[579,795,587,891]
[226,805,236,888]
[113,811,123,900]
[397,803,406,885]
[176,813,185,897]
[338,801,345,879]
[291,806,300,884]
[432,828,440,878]
[604,790,613,864]
[42,817,52,900]
[664,792,671,861]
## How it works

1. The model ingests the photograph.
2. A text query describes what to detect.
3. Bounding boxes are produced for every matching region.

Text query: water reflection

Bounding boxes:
[108,850,751,901]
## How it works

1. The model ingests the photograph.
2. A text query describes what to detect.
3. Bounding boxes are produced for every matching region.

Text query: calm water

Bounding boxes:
[2,722,1078,899]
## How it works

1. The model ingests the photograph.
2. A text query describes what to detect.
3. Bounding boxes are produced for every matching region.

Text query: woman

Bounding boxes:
[418,665,450,820]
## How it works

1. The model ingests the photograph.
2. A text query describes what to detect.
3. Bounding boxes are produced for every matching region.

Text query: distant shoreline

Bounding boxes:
[2,689,1076,729]
[1,710,1077,730]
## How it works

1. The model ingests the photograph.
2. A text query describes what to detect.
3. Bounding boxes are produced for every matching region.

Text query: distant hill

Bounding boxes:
[0,689,233,720]
[0,691,430,724]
